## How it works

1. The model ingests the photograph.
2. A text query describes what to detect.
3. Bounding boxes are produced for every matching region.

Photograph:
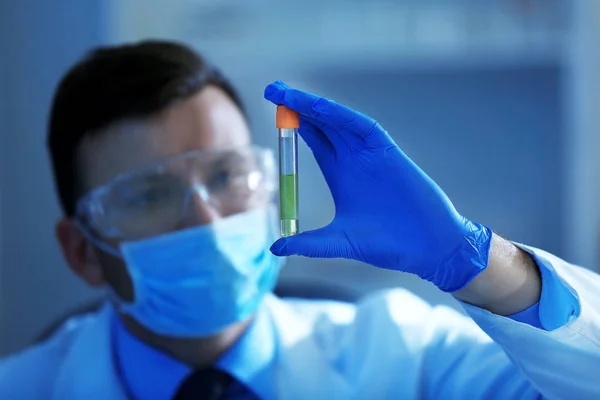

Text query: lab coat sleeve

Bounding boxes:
[506,301,543,329]
[325,248,598,399]
[460,246,600,399]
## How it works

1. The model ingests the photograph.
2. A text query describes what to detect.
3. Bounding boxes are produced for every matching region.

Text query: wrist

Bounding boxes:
[453,233,542,316]
[431,221,492,292]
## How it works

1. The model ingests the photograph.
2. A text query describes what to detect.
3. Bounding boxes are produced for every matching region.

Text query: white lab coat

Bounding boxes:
[1,246,599,399]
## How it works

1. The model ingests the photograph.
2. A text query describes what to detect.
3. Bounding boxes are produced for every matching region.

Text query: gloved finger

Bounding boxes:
[310,98,381,140]
[298,116,333,155]
[270,226,352,258]
[265,80,322,119]
[301,115,349,150]
[264,80,379,138]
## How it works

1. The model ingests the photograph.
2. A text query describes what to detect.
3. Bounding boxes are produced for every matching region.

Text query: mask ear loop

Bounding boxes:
[72,218,133,308]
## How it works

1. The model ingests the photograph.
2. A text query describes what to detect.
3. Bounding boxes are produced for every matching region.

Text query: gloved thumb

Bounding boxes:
[270,226,349,258]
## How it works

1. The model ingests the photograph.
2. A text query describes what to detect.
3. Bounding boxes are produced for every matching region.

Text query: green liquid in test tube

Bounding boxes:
[276,105,300,237]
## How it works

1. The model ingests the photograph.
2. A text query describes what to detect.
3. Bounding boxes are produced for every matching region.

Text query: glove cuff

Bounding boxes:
[433,221,493,292]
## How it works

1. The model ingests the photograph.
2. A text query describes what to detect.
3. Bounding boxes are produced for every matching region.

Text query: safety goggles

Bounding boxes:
[75,146,276,242]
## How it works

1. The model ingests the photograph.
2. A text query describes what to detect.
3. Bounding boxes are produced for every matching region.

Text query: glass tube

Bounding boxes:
[279,127,298,236]
[276,105,300,237]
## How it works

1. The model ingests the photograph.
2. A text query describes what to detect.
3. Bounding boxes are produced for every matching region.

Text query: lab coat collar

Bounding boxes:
[52,304,128,400]
[266,296,352,399]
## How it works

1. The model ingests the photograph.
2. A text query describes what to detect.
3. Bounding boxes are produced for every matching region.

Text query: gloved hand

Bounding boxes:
[264,81,492,292]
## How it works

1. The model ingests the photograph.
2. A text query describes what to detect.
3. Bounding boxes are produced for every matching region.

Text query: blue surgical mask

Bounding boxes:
[110,206,282,337]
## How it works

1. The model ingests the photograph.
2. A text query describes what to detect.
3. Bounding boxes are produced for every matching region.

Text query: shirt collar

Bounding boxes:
[112,297,277,400]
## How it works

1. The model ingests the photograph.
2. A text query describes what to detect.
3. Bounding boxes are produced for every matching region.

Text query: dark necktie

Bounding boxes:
[173,368,257,400]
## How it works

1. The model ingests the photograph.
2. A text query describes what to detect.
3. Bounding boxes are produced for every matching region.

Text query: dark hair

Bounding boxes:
[47,40,245,216]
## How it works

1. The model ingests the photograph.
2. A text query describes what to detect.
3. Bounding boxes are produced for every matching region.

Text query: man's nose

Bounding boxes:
[181,188,221,227]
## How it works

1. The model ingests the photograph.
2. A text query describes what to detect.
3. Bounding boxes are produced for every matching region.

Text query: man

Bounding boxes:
[0,40,598,399]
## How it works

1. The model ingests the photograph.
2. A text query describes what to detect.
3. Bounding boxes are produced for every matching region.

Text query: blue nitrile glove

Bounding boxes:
[264,81,492,292]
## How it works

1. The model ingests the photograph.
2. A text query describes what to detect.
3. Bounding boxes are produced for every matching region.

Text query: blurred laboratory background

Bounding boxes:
[1,0,599,356]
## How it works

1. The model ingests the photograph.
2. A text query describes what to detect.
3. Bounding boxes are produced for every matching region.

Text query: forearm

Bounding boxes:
[453,233,542,316]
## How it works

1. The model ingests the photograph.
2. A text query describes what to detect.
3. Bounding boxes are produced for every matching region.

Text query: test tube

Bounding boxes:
[276,105,300,237]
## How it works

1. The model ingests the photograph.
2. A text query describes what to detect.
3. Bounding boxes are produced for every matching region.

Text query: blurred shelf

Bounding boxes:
[108,0,569,74]
[200,44,564,78]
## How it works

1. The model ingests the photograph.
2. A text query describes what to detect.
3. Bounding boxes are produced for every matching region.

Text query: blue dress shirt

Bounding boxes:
[112,300,277,400]
[112,252,578,399]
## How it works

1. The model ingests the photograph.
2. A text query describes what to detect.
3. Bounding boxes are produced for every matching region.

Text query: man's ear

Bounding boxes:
[55,218,105,287]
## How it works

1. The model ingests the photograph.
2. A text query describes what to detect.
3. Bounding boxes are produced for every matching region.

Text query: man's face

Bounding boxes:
[60,86,254,300]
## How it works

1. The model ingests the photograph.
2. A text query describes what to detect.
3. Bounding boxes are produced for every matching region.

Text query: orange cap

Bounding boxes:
[276,105,300,129]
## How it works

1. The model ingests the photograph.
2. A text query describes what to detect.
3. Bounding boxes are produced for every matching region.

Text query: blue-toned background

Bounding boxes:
[1,0,599,355]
